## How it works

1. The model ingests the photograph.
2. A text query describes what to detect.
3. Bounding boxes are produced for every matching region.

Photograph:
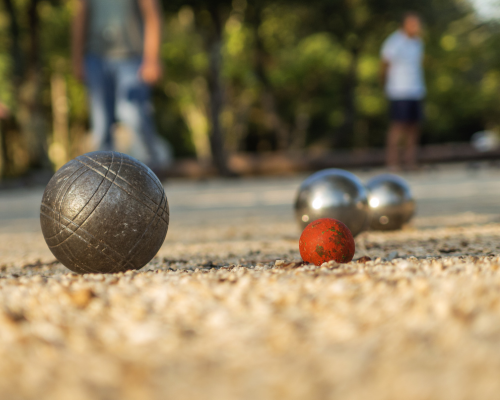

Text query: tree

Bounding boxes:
[162,0,235,175]
[1,0,50,172]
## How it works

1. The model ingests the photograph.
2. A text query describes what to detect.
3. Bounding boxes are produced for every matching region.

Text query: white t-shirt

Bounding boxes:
[381,30,425,100]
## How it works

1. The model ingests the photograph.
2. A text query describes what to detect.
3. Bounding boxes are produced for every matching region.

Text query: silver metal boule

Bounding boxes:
[366,173,415,231]
[294,169,370,236]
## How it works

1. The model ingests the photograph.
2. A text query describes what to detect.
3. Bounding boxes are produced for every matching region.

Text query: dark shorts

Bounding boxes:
[389,100,424,123]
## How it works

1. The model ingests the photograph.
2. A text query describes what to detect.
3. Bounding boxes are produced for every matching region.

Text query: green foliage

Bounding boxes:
[1,0,499,174]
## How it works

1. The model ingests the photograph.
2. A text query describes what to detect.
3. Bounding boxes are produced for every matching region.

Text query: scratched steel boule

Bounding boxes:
[366,173,415,231]
[294,169,370,236]
[40,151,169,274]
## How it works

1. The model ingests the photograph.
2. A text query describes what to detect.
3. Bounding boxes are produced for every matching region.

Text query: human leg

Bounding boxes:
[403,100,423,169]
[84,56,116,151]
[114,59,161,167]
[386,122,404,170]
[405,123,420,169]
[387,100,410,170]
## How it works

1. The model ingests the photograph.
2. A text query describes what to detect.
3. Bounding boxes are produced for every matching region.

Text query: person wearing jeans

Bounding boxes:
[381,12,425,171]
[72,0,169,170]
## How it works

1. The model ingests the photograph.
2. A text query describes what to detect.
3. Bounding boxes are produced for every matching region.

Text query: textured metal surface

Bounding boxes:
[366,173,415,231]
[294,169,370,236]
[40,151,169,274]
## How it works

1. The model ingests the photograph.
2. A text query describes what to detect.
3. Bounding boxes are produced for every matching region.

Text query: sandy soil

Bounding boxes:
[0,217,499,400]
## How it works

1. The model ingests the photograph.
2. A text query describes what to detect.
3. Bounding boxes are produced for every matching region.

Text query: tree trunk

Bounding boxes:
[50,71,70,170]
[252,14,290,150]
[335,47,359,148]
[3,0,22,82]
[2,0,21,177]
[206,5,232,176]
[289,109,310,150]
[19,0,49,170]
[260,92,289,150]
[0,123,4,178]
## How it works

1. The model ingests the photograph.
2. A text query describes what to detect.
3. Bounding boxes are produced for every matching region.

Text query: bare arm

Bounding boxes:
[138,0,163,84]
[72,0,88,81]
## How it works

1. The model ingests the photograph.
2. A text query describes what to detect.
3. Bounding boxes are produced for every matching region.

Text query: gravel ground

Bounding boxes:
[1,215,500,399]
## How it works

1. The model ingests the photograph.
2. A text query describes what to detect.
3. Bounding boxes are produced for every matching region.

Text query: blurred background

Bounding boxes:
[0,0,500,180]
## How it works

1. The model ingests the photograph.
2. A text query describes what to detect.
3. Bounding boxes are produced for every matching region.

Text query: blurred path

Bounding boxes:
[0,162,499,235]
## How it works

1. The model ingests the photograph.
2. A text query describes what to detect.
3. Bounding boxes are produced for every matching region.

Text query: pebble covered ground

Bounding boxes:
[1,216,500,399]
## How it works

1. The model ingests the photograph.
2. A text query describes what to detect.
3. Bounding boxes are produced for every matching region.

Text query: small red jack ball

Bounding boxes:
[299,218,355,266]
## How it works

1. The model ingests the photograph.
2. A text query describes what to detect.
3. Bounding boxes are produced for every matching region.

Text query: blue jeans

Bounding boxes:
[84,55,159,165]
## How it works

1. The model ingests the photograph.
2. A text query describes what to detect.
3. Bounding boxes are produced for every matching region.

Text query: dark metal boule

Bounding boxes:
[40,151,169,274]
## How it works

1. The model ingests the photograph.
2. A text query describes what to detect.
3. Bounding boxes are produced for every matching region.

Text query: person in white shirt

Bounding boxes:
[381,12,425,171]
